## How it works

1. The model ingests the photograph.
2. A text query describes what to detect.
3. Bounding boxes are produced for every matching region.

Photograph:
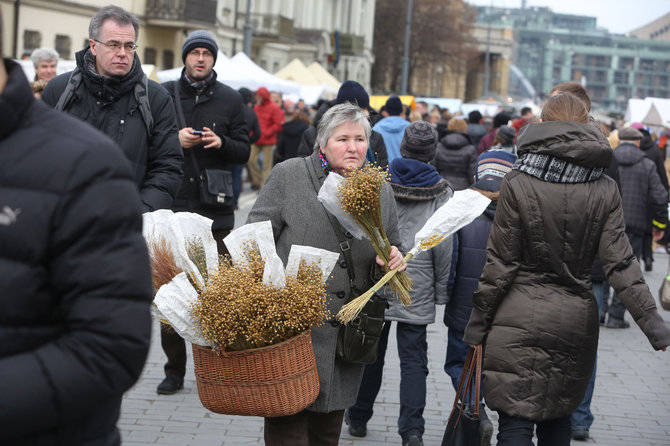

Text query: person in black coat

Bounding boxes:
[296,80,388,169]
[0,54,152,445]
[159,30,250,395]
[636,126,669,271]
[41,6,183,212]
[275,110,311,163]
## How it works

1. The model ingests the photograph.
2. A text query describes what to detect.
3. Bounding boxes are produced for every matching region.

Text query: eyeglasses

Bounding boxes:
[188,49,214,58]
[93,39,138,52]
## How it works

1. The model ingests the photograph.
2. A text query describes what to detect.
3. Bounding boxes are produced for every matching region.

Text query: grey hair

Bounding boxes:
[316,102,371,150]
[89,5,140,41]
[30,48,59,67]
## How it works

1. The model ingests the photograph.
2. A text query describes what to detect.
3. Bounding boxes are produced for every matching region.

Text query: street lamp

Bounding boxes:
[400,0,413,95]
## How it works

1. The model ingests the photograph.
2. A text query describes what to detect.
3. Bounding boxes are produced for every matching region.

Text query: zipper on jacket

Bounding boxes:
[120,119,125,134]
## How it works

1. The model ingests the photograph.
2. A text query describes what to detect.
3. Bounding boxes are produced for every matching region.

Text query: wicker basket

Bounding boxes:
[191,329,320,417]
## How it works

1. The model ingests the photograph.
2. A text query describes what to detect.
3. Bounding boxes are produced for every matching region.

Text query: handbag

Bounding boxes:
[658,269,670,311]
[172,81,233,209]
[304,158,386,364]
[441,345,483,446]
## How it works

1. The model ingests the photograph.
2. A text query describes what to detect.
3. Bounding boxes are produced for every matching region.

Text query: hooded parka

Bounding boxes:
[464,121,670,422]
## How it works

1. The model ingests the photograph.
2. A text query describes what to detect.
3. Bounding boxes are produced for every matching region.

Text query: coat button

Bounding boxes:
[189,177,195,183]
[344,231,353,239]
[338,259,347,268]
[336,291,345,299]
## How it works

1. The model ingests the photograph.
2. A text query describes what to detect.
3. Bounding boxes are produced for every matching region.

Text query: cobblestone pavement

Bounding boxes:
[121,190,670,445]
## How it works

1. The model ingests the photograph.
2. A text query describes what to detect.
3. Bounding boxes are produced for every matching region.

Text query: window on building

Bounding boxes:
[23,30,41,52]
[618,57,634,70]
[614,71,629,84]
[54,34,71,59]
[162,50,174,70]
[144,48,157,65]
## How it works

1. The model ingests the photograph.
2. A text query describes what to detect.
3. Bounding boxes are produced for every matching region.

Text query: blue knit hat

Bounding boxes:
[475,150,517,189]
[182,30,218,63]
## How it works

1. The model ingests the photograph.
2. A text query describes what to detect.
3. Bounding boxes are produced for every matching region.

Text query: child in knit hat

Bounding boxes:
[346,120,452,446]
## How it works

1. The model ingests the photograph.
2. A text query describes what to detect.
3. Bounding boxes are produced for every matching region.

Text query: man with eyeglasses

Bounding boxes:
[42,5,183,212]
[158,29,250,396]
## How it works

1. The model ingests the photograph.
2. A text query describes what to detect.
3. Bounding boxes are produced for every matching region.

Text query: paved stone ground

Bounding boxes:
[121,189,670,445]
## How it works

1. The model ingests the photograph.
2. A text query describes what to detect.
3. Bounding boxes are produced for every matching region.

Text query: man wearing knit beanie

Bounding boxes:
[181,29,218,64]
[373,95,409,163]
[347,121,452,446]
[159,30,250,395]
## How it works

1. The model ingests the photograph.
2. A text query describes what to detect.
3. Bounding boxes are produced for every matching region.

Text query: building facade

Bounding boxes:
[0,0,375,89]
[475,5,670,111]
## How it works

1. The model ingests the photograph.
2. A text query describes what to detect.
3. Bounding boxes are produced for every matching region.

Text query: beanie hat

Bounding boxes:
[493,111,511,128]
[336,80,370,110]
[618,127,643,141]
[400,121,438,163]
[496,125,516,144]
[182,30,218,63]
[385,96,403,116]
[475,150,517,188]
[630,122,645,130]
[238,87,252,104]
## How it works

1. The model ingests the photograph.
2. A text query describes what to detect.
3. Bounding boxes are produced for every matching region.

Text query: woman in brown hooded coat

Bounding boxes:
[463,94,670,446]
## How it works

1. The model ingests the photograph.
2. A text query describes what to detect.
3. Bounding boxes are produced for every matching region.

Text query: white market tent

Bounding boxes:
[625,98,670,128]
[157,51,301,95]
[230,52,301,95]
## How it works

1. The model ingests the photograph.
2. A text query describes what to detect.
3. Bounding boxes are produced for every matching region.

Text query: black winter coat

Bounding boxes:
[276,118,310,163]
[445,203,495,333]
[163,72,250,230]
[435,131,477,191]
[41,48,183,212]
[242,104,261,145]
[613,142,668,235]
[640,129,669,191]
[0,59,152,445]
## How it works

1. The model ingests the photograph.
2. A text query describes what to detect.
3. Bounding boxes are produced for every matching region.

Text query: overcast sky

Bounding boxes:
[465,0,670,34]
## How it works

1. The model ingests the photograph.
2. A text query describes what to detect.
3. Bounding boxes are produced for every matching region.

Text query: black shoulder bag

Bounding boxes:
[173,81,233,208]
[304,158,386,364]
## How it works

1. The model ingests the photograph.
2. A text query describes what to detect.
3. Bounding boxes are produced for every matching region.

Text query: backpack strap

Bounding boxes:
[134,74,153,136]
[54,68,82,111]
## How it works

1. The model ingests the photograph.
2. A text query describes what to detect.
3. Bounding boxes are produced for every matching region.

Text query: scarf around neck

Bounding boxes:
[514,152,604,183]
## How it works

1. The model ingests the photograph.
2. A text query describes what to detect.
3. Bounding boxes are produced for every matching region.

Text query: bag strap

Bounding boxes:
[134,74,153,136]
[173,81,201,174]
[304,158,357,287]
[447,345,482,427]
[54,68,81,111]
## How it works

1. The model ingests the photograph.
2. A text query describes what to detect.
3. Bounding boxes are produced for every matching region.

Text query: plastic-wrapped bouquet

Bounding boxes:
[336,189,492,323]
[318,163,412,305]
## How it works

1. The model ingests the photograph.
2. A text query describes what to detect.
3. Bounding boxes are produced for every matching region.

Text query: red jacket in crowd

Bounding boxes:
[253,87,284,146]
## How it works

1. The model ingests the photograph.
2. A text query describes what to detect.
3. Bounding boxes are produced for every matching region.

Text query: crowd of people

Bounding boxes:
[2,5,669,446]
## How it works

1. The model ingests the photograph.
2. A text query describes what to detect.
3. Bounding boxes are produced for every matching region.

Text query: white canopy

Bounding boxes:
[157,51,301,95]
[625,98,670,128]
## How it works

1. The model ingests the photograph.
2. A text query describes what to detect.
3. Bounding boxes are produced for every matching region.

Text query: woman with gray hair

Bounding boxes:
[30,47,59,82]
[247,102,405,445]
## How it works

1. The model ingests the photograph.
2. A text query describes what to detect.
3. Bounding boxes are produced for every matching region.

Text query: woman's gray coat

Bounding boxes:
[246,151,401,412]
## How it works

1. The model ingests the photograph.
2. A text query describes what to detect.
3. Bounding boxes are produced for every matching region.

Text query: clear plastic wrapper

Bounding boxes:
[409,189,492,256]
[174,212,219,281]
[154,272,212,346]
[285,245,340,282]
[143,209,205,289]
[223,221,286,288]
[317,172,368,240]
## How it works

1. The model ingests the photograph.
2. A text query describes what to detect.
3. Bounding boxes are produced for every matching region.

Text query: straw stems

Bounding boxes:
[337,252,414,324]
